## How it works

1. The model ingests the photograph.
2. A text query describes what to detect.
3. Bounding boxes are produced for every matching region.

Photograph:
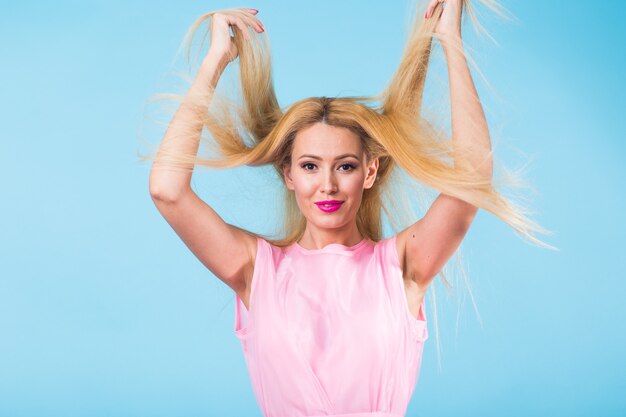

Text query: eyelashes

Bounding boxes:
[301,163,356,172]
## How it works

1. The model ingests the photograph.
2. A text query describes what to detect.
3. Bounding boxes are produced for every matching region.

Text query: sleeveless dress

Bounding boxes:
[233,235,428,417]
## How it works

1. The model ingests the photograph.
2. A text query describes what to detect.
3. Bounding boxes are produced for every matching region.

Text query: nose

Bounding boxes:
[321,170,338,194]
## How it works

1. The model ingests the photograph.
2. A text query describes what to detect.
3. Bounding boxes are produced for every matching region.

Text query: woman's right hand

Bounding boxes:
[207,8,265,65]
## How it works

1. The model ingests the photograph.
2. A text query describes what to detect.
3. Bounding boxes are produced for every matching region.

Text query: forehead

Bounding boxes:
[292,123,362,158]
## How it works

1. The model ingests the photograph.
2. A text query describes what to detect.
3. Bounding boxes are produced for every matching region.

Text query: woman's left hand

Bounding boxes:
[425,0,464,39]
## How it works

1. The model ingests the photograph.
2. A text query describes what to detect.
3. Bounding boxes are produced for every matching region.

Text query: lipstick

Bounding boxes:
[315,200,344,213]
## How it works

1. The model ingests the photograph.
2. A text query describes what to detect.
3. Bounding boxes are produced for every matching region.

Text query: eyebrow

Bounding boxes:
[298,153,361,161]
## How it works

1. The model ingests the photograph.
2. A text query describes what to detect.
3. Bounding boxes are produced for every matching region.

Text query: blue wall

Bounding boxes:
[1,1,624,416]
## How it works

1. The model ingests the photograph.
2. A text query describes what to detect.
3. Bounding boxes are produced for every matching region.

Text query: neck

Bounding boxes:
[297,226,364,250]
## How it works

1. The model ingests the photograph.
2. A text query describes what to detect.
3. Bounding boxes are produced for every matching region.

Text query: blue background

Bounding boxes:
[1,1,624,416]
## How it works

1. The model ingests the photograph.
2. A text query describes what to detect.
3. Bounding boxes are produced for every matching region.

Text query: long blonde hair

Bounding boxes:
[139,0,557,368]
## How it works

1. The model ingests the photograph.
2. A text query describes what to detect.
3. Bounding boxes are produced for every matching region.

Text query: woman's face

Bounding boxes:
[283,122,378,231]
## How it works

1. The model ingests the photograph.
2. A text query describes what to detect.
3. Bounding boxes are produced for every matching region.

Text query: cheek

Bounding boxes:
[291,177,316,197]
[343,177,366,194]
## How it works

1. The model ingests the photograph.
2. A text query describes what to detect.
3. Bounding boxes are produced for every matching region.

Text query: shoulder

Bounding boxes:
[244,236,286,280]
[375,229,411,276]
[239,236,285,305]
[370,233,403,269]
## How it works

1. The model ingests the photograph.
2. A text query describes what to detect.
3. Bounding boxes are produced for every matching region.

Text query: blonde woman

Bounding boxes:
[145,1,553,416]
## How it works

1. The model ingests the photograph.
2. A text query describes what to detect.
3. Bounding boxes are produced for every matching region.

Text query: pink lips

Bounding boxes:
[315,200,344,213]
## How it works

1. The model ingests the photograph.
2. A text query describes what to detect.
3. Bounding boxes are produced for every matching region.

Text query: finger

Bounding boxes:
[426,0,444,18]
[230,17,250,40]
[425,0,437,18]
[239,12,264,32]
[251,16,265,32]
[243,8,259,15]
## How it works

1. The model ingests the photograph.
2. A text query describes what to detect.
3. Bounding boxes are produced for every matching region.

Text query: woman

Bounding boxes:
[145,1,553,415]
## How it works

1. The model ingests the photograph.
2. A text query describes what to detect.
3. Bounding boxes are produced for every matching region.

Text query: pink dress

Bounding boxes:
[234,235,428,417]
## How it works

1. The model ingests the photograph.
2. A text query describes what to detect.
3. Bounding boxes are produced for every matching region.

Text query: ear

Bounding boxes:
[364,157,379,190]
[283,164,294,190]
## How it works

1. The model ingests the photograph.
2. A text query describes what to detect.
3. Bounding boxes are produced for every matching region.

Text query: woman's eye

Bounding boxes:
[301,163,356,171]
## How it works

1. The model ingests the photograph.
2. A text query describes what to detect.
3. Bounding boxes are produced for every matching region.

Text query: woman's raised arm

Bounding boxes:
[148,54,227,200]
[149,9,264,201]
[399,0,493,287]
[147,9,265,296]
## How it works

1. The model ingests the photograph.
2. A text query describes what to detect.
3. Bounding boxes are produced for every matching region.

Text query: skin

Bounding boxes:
[208,8,265,63]
[282,122,379,250]
[425,0,463,37]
